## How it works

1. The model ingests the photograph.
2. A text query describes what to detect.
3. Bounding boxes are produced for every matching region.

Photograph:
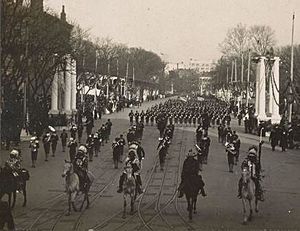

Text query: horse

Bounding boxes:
[241,167,259,224]
[183,175,201,220]
[0,167,28,208]
[62,160,93,216]
[122,166,137,219]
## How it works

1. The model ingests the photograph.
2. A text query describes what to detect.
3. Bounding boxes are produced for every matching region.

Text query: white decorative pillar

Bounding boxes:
[271,57,281,123]
[71,59,77,112]
[49,68,59,114]
[256,57,267,121]
[64,58,72,115]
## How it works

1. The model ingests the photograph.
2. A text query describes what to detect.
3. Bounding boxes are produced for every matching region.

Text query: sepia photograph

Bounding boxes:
[0,0,300,230]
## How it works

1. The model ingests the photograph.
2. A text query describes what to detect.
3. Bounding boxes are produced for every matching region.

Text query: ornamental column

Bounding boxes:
[64,57,72,115]
[71,59,77,112]
[271,57,281,123]
[49,68,59,114]
[256,57,267,121]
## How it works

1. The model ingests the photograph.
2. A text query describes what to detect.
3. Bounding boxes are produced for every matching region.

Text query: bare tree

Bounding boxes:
[249,25,276,56]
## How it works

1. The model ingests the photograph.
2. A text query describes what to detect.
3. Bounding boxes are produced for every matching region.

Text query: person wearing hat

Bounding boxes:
[42,132,51,161]
[93,133,101,157]
[5,149,22,177]
[73,145,89,191]
[70,125,77,139]
[118,134,126,162]
[225,142,236,173]
[67,137,77,163]
[112,138,121,169]
[117,150,143,194]
[60,129,68,152]
[50,131,59,157]
[178,149,206,198]
[128,110,134,126]
[29,137,39,167]
[237,145,264,201]
[86,134,95,162]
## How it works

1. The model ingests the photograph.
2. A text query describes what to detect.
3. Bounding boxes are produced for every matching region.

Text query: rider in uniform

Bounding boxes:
[237,145,264,201]
[5,149,22,178]
[73,145,89,191]
[117,151,143,194]
[178,149,206,198]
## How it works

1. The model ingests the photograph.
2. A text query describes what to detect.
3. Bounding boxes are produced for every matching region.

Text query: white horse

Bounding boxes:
[122,166,137,219]
[241,167,259,224]
[62,160,93,215]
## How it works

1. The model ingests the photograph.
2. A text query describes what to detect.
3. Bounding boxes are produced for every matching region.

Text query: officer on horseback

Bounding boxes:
[5,149,22,178]
[73,145,89,191]
[237,145,264,201]
[178,149,206,198]
[117,151,143,194]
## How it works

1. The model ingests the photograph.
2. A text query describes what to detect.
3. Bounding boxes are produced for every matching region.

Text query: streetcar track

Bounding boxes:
[136,128,185,231]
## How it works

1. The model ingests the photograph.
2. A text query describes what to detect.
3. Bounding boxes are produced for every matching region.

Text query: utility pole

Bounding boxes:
[288,12,295,123]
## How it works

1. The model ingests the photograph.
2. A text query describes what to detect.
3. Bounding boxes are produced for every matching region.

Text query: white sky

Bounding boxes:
[45,0,300,63]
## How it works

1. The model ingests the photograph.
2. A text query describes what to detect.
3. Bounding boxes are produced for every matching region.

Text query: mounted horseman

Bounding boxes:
[237,142,264,201]
[73,145,91,191]
[178,149,206,198]
[117,150,143,194]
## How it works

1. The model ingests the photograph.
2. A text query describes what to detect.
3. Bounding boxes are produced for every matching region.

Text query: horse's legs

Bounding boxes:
[255,197,259,213]
[22,182,27,207]
[79,192,85,212]
[130,195,134,214]
[193,197,197,214]
[71,192,78,212]
[186,195,192,220]
[242,199,247,225]
[66,193,71,216]
[122,196,127,219]
[248,199,253,221]
[86,191,90,209]
[11,191,16,209]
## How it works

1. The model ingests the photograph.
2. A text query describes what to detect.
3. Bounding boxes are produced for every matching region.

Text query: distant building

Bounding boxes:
[165,58,216,73]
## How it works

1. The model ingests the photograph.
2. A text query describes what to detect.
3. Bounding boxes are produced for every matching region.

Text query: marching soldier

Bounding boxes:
[29,137,39,168]
[225,142,236,173]
[42,132,51,161]
[67,137,77,163]
[50,131,59,157]
[129,110,134,126]
[60,129,68,152]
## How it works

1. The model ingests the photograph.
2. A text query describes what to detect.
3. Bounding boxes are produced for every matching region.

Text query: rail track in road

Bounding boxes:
[14,124,132,231]
[89,127,198,231]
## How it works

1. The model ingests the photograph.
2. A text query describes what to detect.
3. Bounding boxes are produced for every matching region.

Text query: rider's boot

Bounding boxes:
[136,175,143,194]
[177,182,184,198]
[237,178,242,199]
[200,187,207,197]
[117,174,125,193]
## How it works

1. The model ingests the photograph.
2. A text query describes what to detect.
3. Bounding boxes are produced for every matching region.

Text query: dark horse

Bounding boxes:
[183,175,202,220]
[0,167,29,208]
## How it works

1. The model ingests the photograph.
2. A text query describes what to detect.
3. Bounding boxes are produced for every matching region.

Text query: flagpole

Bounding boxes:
[288,12,295,123]
[246,50,251,107]
[94,51,98,103]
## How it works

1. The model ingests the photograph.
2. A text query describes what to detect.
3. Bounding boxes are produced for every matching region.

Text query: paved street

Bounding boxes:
[1,98,299,230]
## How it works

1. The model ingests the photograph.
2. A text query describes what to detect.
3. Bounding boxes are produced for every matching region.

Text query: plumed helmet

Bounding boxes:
[248,145,257,154]
[78,145,87,154]
[31,136,37,141]
[10,149,19,158]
